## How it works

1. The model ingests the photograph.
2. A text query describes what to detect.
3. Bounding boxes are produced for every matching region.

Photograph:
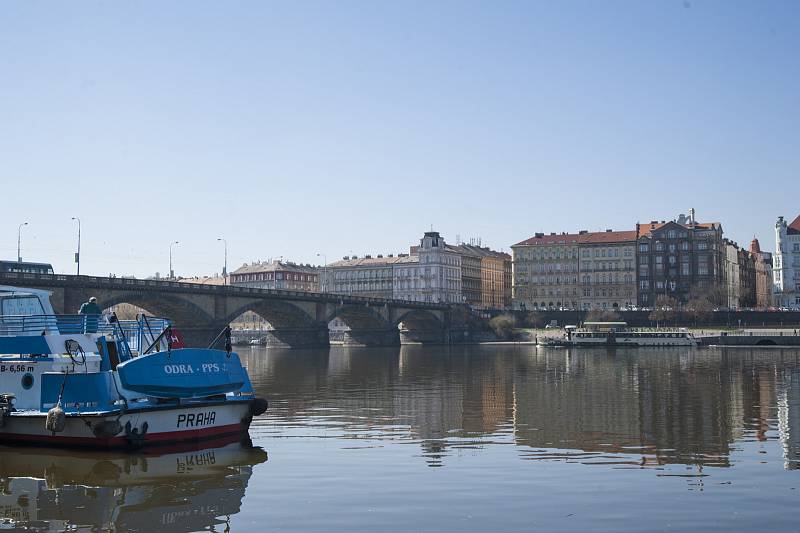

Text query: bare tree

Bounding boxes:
[685,297,713,325]
[585,309,622,322]
[489,314,516,340]
[649,295,678,325]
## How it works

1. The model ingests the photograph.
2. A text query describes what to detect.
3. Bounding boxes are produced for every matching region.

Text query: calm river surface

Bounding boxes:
[3,345,800,532]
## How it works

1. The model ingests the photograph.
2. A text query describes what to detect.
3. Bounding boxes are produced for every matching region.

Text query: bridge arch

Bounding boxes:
[395,309,446,344]
[326,304,398,346]
[224,299,328,348]
[394,309,444,330]
[326,304,391,331]
[97,291,215,326]
[224,300,317,329]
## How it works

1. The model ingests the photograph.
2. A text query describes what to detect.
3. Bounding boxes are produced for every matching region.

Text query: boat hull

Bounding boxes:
[0,400,255,449]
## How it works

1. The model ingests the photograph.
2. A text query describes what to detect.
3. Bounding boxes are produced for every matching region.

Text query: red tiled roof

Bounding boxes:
[579,230,638,244]
[638,220,721,237]
[514,230,636,247]
[513,233,582,246]
[788,214,800,234]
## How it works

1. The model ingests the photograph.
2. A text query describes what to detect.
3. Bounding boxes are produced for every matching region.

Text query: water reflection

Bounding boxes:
[245,345,800,469]
[0,437,267,531]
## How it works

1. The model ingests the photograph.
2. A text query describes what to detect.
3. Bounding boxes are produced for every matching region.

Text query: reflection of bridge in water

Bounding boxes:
[248,345,800,469]
[0,272,472,348]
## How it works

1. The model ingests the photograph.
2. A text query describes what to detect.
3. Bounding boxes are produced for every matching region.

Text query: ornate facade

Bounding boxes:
[636,212,725,307]
[512,232,581,310]
[230,260,320,292]
[774,215,800,309]
[577,231,637,310]
[750,238,774,309]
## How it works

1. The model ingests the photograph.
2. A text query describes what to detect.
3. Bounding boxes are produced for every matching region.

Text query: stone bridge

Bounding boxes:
[0,272,471,348]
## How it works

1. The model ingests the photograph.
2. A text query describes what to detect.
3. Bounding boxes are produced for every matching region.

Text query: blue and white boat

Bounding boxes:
[0,285,267,449]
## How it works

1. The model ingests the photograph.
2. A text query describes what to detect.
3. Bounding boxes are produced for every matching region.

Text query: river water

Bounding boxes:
[2,345,800,532]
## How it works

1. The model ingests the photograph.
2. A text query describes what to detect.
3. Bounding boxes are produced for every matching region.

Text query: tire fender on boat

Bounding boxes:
[251,397,268,417]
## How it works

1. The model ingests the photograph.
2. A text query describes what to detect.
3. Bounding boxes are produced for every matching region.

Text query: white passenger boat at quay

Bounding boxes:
[541,321,697,347]
[0,286,268,449]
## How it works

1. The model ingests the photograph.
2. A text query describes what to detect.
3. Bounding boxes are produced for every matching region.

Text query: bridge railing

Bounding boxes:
[0,271,452,309]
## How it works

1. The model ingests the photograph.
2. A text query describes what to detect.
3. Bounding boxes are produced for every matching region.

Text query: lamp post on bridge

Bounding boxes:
[17,222,28,262]
[169,241,179,280]
[71,217,81,275]
[316,252,327,293]
[217,238,228,285]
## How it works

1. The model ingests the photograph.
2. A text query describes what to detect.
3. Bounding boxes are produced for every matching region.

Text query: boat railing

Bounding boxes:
[0,314,171,353]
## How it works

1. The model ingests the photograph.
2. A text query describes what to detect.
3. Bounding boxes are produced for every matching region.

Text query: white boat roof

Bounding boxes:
[0,285,56,315]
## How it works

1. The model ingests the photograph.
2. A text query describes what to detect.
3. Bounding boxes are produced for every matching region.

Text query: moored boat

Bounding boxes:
[0,285,268,449]
[538,321,697,347]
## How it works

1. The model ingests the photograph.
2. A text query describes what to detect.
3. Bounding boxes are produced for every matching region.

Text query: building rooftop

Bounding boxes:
[453,243,511,259]
[579,230,638,244]
[788,214,800,235]
[328,255,413,268]
[513,229,636,247]
[231,260,319,275]
[177,276,227,286]
[637,220,722,237]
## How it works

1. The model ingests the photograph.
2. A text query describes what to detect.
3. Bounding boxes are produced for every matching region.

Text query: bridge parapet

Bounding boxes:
[0,272,450,310]
[0,272,466,348]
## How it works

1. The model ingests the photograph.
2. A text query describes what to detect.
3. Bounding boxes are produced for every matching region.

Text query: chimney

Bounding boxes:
[689,207,696,225]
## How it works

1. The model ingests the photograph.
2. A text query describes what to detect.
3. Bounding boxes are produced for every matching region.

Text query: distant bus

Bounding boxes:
[0,261,55,275]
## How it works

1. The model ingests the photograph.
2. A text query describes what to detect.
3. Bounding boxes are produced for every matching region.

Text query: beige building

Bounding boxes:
[326,255,405,299]
[750,238,774,309]
[512,232,581,310]
[578,230,637,310]
[513,229,636,311]
[230,260,320,292]
[453,243,512,309]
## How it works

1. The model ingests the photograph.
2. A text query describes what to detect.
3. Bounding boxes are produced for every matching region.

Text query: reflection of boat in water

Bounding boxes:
[0,436,267,532]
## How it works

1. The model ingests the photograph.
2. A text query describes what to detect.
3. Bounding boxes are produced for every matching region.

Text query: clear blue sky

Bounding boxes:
[1,0,798,277]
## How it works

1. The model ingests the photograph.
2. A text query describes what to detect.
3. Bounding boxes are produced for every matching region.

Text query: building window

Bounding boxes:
[640,244,649,253]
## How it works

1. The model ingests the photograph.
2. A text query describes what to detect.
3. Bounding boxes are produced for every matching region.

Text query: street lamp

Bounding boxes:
[71,217,81,275]
[169,241,179,279]
[17,222,28,262]
[316,252,327,292]
[217,238,228,285]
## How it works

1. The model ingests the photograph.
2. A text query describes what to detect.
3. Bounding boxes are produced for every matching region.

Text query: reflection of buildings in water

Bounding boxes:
[513,347,778,467]
[249,343,800,469]
[514,349,643,454]
[0,439,267,532]
[777,368,800,469]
